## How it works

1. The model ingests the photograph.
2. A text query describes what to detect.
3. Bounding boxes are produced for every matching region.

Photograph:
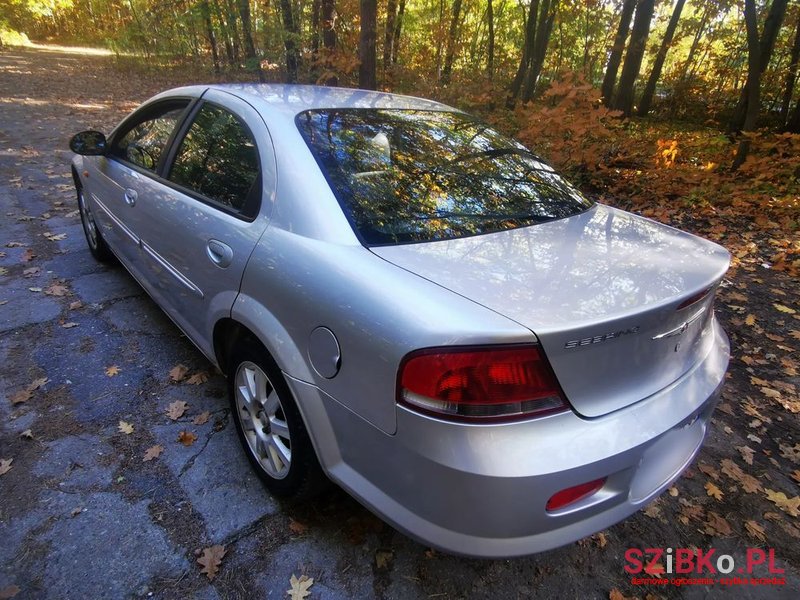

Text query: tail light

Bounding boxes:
[397,345,569,422]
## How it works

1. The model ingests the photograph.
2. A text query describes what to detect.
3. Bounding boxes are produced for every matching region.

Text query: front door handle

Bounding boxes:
[124,188,137,206]
[206,239,233,268]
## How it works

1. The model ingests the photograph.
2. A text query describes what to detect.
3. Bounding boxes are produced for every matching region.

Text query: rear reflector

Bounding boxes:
[546,478,606,511]
[397,345,568,422]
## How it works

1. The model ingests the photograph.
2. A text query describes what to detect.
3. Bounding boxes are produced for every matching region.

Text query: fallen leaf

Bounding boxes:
[44,284,69,296]
[61,322,79,329]
[69,300,83,310]
[704,511,732,536]
[745,520,766,542]
[764,489,800,517]
[668,486,679,497]
[9,389,32,405]
[779,444,800,464]
[287,574,314,600]
[168,364,189,382]
[118,420,134,435]
[28,377,48,391]
[737,446,755,465]
[20,430,33,440]
[197,544,226,581]
[71,506,83,517]
[720,458,744,481]
[0,458,13,475]
[375,549,393,569]
[43,232,67,241]
[166,400,188,421]
[609,589,635,600]
[764,511,782,522]
[288,518,309,535]
[643,503,662,519]
[745,314,756,326]
[186,371,209,385]
[28,287,42,293]
[593,531,608,547]
[792,470,800,484]
[105,365,120,377]
[22,266,40,277]
[193,411,210,425]
[4,241,24,248]
[21,248,35,262]
[774,303,797,314]
[0,585,21,599]
[698,462,719,480]
[705,481,724,501]
[178,430,197,446]
[143,445,164,461]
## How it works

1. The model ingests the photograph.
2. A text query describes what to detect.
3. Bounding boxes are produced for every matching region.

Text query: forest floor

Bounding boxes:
[0,45,798,599]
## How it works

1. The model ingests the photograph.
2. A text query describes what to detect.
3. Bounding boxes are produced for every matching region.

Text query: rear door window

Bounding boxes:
[167,103,260,217]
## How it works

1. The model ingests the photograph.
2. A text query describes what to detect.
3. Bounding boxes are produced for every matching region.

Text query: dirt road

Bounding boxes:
[0,45,797,599]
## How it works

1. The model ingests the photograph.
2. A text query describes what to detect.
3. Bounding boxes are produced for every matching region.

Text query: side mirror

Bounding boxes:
[69,130,107,156]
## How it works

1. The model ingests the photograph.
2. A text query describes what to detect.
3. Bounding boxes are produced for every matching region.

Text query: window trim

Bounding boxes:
[160,99,263,222]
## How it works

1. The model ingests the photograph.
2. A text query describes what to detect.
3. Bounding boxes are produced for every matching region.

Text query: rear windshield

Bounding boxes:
[296,109,593,245]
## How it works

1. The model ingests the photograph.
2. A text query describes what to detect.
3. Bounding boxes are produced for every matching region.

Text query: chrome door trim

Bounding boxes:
[140,241,204,299]
[92,194,139,245]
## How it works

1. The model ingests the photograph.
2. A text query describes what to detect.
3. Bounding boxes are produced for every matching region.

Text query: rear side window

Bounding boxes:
[113,106,186,171]
[296,109,593,245]
[168,103,260,215]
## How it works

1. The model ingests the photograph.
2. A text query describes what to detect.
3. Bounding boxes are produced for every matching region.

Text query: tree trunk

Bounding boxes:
[238,0,257,61]
[612,0,656,116]
[637,0,685,116]
[201,0,221,73]
[508,0,539,104]
[321,0,337,85]
[311,0,321,54]
[359,0,378,89]
[601,0,637,105]
[780,12,800,126]
[384,0,397,75]
[279,0,299,83]
[441,0,464,84]
[521,0,559,102]
[729,0,789,133]
[733,0,762,170]
[392,0,406,63]
[679,4,710,81]
[225,0,241,63]
[787,100,800,133]
[487,0,495,79]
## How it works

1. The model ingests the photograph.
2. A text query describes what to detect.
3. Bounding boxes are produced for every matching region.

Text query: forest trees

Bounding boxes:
[2,0,800,168]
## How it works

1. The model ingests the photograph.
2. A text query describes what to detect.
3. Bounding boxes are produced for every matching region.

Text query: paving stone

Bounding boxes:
[32,433,116,490]
[71,269,143,304]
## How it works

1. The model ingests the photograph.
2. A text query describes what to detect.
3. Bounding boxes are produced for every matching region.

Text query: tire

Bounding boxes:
[76,182,114,263]
[228,339,326,499]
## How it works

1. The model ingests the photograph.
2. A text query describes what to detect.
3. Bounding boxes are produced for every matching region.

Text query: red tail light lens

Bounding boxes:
[397,345,568,422]
[546,478,606,512]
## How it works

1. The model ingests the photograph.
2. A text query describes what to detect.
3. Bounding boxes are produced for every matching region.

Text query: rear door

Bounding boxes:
[123,90,276,359]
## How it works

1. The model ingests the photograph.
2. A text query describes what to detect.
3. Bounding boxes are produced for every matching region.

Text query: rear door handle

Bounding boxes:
[206,239,233,268]
[124,188,137,206]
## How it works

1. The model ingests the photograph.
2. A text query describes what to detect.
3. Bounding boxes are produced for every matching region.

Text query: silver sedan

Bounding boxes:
[69,84,730,558]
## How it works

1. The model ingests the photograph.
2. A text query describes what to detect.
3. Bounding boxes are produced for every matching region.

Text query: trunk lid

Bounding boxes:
[372,204,730,417]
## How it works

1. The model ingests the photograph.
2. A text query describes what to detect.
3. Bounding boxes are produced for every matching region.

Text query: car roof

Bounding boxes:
[204,83,459,121]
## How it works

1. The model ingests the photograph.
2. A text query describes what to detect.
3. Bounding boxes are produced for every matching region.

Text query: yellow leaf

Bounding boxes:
[705,481,724,501]
[745,314,756,326]
[764,489,800,517]
[774,303,796,314]
[287,575,314,600]
[118,420,134,435]
[105,365,120,377]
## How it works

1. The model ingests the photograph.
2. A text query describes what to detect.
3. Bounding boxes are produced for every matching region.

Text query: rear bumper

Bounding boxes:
[288,318,729,558]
